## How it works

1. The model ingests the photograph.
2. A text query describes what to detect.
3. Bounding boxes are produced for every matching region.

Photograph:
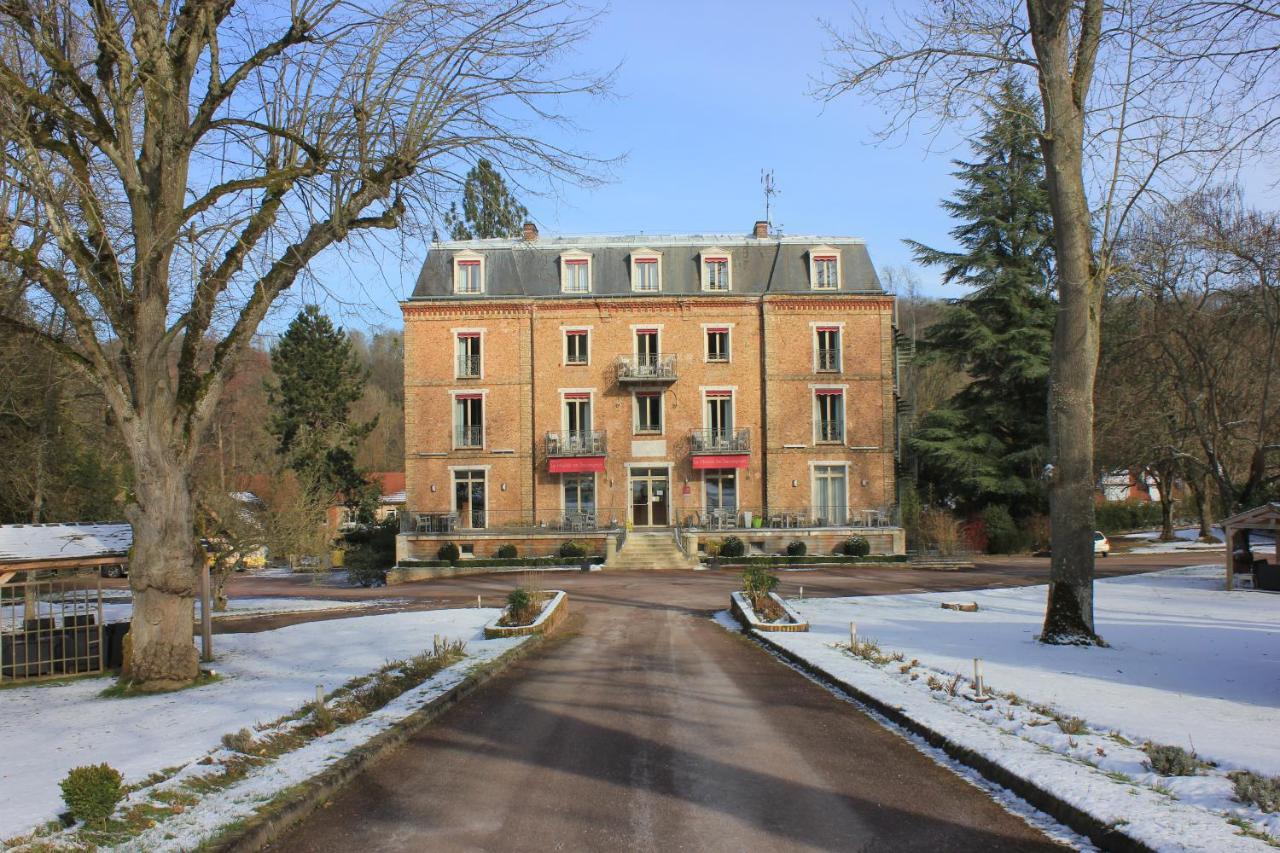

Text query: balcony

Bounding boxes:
[817,348,841,372]
[455,425,483,448]
[690,428,750,454]
[816,421,844,443]
[616,353,677,383]
[545,430,607,457]
[457,353,481,378]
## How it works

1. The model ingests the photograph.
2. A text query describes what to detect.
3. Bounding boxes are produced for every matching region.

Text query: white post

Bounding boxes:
[973,658,985,698]
[850,621,857,650]
[315,684,325,708]
[799,586,804,600]
[476,594,482,609]
[199,559,213,663]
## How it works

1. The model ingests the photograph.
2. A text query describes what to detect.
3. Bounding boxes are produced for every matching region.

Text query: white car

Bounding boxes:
[1094,531,1111,557]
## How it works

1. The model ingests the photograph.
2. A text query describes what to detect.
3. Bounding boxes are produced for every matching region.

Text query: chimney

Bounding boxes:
[522,221,539,241]
[753,220,769,238]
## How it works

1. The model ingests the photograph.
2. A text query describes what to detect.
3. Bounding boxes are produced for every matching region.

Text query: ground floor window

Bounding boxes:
[705,469,738,513]
[563,474,596,518]
[813,464,847,525]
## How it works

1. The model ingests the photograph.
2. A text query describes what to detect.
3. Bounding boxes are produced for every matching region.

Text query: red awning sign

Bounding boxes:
[692,454,749,470]
[548,457,605,474]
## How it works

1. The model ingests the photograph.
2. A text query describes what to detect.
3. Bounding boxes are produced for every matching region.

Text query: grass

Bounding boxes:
[1228,816,1280,848]
[1231,770,1280,813]
[1142,742,1213,776]
[99,669,221,699]
[1055,715,1088,735]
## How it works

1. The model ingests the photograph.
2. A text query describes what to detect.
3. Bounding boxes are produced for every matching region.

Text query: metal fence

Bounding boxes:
[689,428,750,454]
[1,572,105,682]
[545,430,607,456]
[400,506,898,535]
[616,353,677,381]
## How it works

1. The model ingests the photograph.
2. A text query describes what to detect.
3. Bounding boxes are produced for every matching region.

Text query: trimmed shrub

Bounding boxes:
[1095,500,1165,533]
[1230,771,1280,813]
[436,542,460,563]
[841,536,870,557]
[398,555,605,568]
[742,565,779,599]
[60,764,125,827]
[785,540,807,556]
[720,536,746,558]
[982,505,1024,554]
[496,543,518,559]
[557,540,587,559]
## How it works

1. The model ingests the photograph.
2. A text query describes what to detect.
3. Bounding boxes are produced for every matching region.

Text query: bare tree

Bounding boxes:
[819,0,1280,644]
[0,0,611,688]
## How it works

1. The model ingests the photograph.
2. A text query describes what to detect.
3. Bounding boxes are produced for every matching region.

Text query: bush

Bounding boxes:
[742,565,779,601]
[1143,743,1210,776]
[920,508,964,555]
[841,536,870,557]
[704,538,723,558]
[1230,771,1280,813]
[436,542,460,563]
[785,540,806,556]
[496,543,518,559]
[557,540,587,559]
[982,505,1024,554]
[1021,513,1051,552]
[720,536,746,558]
[1095,500,1165,533]
[60,764,125,826]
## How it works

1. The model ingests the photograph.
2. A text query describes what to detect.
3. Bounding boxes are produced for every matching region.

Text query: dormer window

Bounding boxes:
[701,249,731,292]
[560,251,592,293]
[809,246,841,290]
[453,251,485,294]
[630,250,662,292]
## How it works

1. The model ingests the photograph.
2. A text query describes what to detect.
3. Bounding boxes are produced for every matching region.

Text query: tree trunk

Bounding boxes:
[1029,0,1104,646]
[1159,492,1175,541]
[122,445,200,689]
[1188,473,1214,539]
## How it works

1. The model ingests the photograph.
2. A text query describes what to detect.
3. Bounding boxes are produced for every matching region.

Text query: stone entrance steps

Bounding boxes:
[606,530,699,571]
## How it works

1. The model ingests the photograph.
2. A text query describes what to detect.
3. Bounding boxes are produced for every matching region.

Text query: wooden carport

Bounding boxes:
[1221,502,1280,590]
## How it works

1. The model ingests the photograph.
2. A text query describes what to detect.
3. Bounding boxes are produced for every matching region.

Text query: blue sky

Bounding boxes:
[292,1,973,335]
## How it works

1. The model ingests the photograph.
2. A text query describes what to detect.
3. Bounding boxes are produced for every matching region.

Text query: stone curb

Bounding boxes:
[483,591,568,639]
[208,629,555,852]
[749,632,1150,853]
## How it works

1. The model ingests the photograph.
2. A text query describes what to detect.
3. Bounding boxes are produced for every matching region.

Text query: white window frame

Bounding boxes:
[558,388,596,434]
[452,327,485,379]
[630,249,663,292]
[809,461,850,524]
[560,472,597,516]
[702,323,733,363]
[808,246,842,290]
[811,385,847,445]
[448,464,491,529]
[700,386,737,433]
[633,390,664,435]
[562,326,592,366]
[449,389,488,450]
[559,250,592,294]
[452,250,485,295]
[699,248,732,292]
[811,322,845,373]
[630,323,663,361]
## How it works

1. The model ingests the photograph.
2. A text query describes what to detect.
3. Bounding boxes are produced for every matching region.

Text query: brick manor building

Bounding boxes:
[398,221,905,563]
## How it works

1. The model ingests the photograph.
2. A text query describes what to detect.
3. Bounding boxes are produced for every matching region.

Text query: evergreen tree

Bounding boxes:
[267,306,378,512]
[442,159,529,239]
[906,79,1056,516]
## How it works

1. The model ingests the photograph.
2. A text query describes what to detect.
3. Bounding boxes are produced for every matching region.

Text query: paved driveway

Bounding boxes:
[253,556,1199,851]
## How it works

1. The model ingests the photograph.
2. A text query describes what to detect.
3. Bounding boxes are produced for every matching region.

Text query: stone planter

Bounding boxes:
[729,590,809,632]
[484,590,569,639]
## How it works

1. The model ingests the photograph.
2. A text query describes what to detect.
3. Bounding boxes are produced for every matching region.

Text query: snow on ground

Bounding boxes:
[0,608,522,840]
[2,594,403,630]
[746,566,1280,850]
[1120,526,1275,555]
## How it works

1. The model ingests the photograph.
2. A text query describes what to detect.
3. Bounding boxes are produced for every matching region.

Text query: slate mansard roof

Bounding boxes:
[409,233,883,300]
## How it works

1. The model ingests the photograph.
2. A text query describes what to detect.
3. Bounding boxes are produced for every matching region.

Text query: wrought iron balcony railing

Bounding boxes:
[545,430,607,457]
[456,353,481,378]
[816,420,844,443]
[817,348,841,372]
[454,425,483,448]
[689,428,750,454]
[616,353,677,382]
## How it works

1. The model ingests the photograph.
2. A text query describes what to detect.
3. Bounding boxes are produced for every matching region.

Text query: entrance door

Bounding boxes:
[629,467,669,527]
[454,469,486,529]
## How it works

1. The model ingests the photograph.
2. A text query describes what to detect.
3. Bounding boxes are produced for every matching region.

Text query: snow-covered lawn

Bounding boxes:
[749,565,1280,849]
[1119,526,1275,555]
[0,608,524,841]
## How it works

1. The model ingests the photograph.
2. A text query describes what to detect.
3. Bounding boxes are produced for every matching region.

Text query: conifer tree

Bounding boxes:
[267,307,377,513]
[907,79,1056,516]
[442,159,530,239]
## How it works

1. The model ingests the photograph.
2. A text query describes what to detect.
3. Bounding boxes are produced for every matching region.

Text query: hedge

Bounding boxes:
[398,555,603,568]
[703,554,907,566]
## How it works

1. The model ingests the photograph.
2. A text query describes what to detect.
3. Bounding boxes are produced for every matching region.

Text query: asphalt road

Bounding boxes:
[258,552,1214,852]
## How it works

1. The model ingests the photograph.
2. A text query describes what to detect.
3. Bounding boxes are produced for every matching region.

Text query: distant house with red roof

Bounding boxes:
[326,472,406,534]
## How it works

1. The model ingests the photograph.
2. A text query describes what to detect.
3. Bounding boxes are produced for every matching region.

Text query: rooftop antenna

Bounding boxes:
[761,168,778,224]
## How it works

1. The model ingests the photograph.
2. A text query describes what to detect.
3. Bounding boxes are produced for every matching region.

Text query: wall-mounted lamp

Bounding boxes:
[860,479,869,487]
[430,484,437,493]
[791,479,798,488]
[501,483,507,492]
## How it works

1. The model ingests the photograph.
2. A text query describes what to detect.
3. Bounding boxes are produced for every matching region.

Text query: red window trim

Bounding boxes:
[457,259,480,267]
[455,393,483,401]
[705,390,732,398]
[563,392,591,400]
[816,326,840,333]
[564,258,589,265]
[814,389,843,397]
[635,391,661,398]
[813,255,838,262]
[636,328,659,335]
[706,327,730,334]
[565,329,588,337]
[704,257,728,264]
[634,257,658,264]
[456,332,480,339]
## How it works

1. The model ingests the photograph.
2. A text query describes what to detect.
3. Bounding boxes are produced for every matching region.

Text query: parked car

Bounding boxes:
[1094,531,1111,557]
[99,563,127,578]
